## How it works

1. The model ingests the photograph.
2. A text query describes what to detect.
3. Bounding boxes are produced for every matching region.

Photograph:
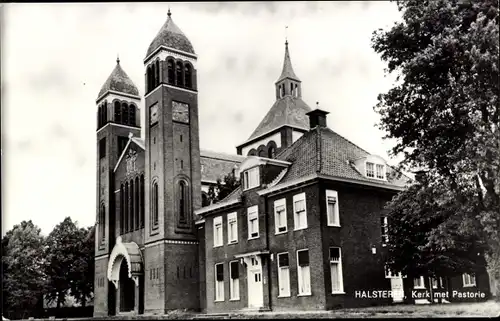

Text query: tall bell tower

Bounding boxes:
[94,58,141,317]
[143,9,201,313]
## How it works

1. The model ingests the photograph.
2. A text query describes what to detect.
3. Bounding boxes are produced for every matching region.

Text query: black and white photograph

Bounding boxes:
[1,1,499,319]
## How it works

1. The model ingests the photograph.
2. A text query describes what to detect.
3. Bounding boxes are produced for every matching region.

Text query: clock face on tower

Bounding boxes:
[150,103,158,125]
[172,101,189,124]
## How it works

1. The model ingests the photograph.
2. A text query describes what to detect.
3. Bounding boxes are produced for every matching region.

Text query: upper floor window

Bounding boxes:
[99,203,105,244]
[213,216,223,247]
[381,216,389,246]
[129,105,135,126]
[179,180,188,224]
[151,181,159,229]
[293,193,307,230]
[462,273,476,287]
[243,167,260,190]
[274,198,287,234]
[167,59,175,85]
[99,137,106,159]
[268,146,275,159]
[227,212,238,244]
[247,206,259,239]
[326,190,340,227]
[175,61,184,87]
[114,101,121,123]
[184,64,192,89]
[366,161,386,180]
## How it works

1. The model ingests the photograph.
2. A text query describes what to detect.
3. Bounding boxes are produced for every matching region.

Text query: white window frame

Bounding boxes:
[214,263,224,302]
[431,277,444,289]
[293,193,307,231]
[227,212,238,244]
[326,190,340,227]
[376,163,386,180]
[274,198,287,234]
[414,276,425,289]
[384,266,402,279]
[229,260,240,301]
[213,216,223,248]
[243,167,260,190]
[381,216,389,247]
[366,162,375,178]
[296,249,311,296]
[329,247,344,293]
[247,206,259,240]
[462,273,476,287]
[277,252,291,297]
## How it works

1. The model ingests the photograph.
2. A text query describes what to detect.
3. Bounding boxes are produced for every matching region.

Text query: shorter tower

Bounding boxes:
[94,58,141,317]
[236,40,311,157]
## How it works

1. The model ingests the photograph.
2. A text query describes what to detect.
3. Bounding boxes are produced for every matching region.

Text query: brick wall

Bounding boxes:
[93,257,109,317]
[143,243,165,314]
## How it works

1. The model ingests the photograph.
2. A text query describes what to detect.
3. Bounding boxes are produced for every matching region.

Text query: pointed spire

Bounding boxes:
[276,37,300,83]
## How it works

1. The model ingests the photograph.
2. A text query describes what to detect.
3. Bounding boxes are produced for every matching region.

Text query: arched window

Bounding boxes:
[248,149,257,156]
[146,66,152,93]
[167,59,175,84]
[295,84,298,97]
[122,102,128,125]
[179,181,188,223]
[184,64,192,89]
[103,102,107,124]
[155,60,160,87]
[114,101,121,123]
[124,182,129,233]
[290,83,293,96]
[120,184,124,234]
[130,179,134,231]
[140,175,145,228]
[175,61,184,87]
[99,203,105,242]
[129,105,135,126]
[97,106,102,128]
[152,181,159,227]
[135,176,139,230]
[258,149,266,157]
[281,85,285,98]
[268,146,275,159]
[151,63,156,90]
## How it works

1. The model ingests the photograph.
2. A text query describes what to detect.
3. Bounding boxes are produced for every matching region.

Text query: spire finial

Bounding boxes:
[285,26,288,46]
[116,54,120,64]
[316,101,319,109]
[167,7,171,17]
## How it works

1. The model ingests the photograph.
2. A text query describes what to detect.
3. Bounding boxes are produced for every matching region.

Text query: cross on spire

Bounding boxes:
[167,7,171,17]
[285,26,288,45]
[116,54,120,64]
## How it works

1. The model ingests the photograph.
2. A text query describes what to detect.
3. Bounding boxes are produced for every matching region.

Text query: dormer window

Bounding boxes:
[366,162,386,180]
[243,167,260,190]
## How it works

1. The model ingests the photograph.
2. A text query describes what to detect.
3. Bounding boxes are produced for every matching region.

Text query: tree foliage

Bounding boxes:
[207,170,241,204]
[2,221,47,319]
[372,0,499,299]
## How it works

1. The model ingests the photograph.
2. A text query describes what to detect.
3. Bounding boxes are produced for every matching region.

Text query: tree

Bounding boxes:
[68,225,95,307]
[372,0,499,297]
[385,175,489,302]
[45,217,82,309]
[207,170,241,204]
[2,221,47,319]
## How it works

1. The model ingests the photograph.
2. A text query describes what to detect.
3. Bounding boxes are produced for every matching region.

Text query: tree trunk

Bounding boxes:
[437,277,442,304]
[428,276,434,304]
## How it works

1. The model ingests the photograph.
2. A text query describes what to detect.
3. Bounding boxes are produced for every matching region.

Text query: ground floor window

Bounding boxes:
[329,247,344,293]
[215,263,224,301]
[414,276,425,289]
[277,252,290,297]
[230,261,239,300]
[462,273,476,287]
[297,249,311,295]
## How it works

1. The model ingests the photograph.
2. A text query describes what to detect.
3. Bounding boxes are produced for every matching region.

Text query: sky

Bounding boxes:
[1,1,404,236]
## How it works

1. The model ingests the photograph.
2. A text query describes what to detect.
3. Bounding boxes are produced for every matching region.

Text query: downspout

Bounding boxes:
[264,193,272,311]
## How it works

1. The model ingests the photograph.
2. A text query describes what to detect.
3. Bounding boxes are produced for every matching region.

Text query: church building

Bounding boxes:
[93,10,491,316]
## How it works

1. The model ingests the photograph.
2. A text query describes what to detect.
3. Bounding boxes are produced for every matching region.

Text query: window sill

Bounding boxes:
[214,300,224,303]
[213,244,223,248]
[297,293,312,297]
[228,241,238,245]
[331,291,346,295]
[463,284,476,288]
[275,230,288,235]
[229,298,240,301]
[327,224,341,228]
[294,227,308,232]
[414,286,425,290]
[277,295,291,298]
[248,236,260,240]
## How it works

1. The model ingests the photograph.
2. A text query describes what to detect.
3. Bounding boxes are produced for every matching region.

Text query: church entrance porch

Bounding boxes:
[107,237,144,315]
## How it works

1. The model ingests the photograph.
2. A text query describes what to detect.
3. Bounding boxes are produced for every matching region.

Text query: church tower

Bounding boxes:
[95,58,141,316]
[143,10,201,312]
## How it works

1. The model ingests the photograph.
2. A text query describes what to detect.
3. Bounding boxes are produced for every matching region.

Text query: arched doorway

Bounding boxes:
[107,237,144,315]
[119,259,135,313]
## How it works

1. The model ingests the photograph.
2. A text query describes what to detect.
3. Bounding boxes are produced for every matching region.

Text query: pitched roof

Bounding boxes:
[200,149,244,183]
[276,41,300,83]
[275,126,410,188]
[97,59,139,99]
[145,11,195,58]
[244,96,312,143]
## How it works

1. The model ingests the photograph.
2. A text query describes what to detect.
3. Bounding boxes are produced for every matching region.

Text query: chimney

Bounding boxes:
[306,102,329,129]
